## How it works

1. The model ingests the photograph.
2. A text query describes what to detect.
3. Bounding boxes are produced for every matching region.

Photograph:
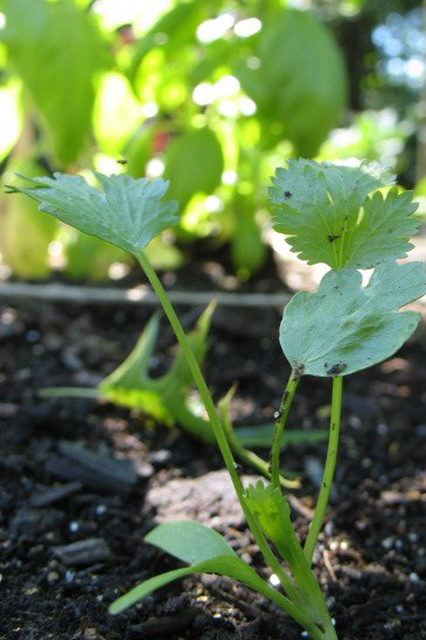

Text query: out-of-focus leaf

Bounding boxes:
[164,127,224,208]
[231,210,268,277]
[0,157,57,278]
[61,228,129,281]
[109,521,282,614]
[0,81,22,162]
[236,9,347,156]
[269,159,416,269]
[1,0,110,165]
[6,172,179,256]
[280,260,426,377]
[128,1,205,84]
[94,72,142,156]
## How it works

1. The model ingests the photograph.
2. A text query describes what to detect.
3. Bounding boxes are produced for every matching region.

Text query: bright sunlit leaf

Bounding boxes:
[269,159,417,269]
[5,172,179,256]
[1,0,110,164]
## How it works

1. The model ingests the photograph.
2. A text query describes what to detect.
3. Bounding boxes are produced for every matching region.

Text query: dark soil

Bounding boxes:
[1,264,426,640]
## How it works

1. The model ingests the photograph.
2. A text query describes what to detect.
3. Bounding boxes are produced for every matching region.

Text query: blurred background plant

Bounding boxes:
[0,0,425,282]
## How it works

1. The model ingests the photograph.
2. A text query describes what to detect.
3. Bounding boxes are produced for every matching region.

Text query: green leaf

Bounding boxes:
[280,260,426,377]
[99,304,217,439]
[0,157,57,279]
[109,521,284,614]
[164,127,224,208]
[1,0,110,165]
[145,521,237,564]
[269,159,417,269]
[6,173,179,256]
[101,313,161,392]
[244,481,291,549]
[236,9,347,157]
[128,1,205,84]
[61,228,129,281]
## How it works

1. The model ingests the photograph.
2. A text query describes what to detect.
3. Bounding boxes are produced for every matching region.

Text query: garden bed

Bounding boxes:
[1,268,426,639]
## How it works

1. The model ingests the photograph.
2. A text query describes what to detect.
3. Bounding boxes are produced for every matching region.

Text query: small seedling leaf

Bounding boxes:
[109,521,280,614]
[244,481,292,549]
[6,173,179,256]
[145,520,237,564]
[269,160,417,269]
[280,260,426,377]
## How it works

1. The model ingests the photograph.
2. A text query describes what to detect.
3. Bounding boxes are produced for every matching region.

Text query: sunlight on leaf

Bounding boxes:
[269,159,417,269]
[6,172,179,256]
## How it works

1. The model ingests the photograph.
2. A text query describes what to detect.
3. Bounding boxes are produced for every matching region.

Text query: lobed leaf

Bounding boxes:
[269,159,417,269]
[109,521,284,614]
[6,172,179,256]
[280,260,426,377]
[244,481,291,549]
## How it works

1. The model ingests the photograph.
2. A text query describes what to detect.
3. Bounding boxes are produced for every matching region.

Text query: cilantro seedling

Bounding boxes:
[6,160,426,640]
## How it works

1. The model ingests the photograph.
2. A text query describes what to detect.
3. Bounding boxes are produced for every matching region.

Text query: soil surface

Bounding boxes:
[2,256,426,640]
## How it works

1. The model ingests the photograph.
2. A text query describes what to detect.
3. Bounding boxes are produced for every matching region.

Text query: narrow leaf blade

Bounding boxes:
[145,521,237,565]
[110,521,287,615]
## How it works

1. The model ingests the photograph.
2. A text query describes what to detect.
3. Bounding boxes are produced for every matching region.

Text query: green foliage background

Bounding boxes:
[0,0,423,280]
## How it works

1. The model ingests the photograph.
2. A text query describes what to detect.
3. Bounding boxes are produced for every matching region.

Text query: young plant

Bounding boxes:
[41,300,325,484]
[6,160,426,640]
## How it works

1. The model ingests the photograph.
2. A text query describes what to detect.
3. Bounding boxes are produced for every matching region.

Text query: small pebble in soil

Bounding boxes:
[25,329,40,343]
[384,619,402,634]
[377,422,388,436]
[95,504,106,516]
[69,521,80,533]
[382,537,394,550]
[409,572,420,583]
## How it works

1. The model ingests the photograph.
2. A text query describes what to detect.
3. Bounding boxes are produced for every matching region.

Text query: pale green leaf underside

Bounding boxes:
[280,260,426,377]
[7,172,179,256]
[109,521,283,614]
[269,159,418,269]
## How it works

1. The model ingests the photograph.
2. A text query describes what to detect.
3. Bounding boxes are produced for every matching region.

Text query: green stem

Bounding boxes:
[304,376,343,565]
[277,529,338,639]
[136,252,301,603]
[137,251,244,499]
[271,375,299,488]
[237,446,300,490]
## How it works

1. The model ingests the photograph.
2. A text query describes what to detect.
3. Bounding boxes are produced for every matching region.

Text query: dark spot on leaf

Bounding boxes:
[327,234,341,242]
[116,159,128,165]
[284,191,292,199]
[293,363,305,379]
[326,362,347,376]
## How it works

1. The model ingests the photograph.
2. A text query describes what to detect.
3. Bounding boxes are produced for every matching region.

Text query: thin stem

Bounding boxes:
[304,376,343,565]
[137,251,244,500]
[236,446,300,490]
[271,375,300,488]
[136,252,300,601]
